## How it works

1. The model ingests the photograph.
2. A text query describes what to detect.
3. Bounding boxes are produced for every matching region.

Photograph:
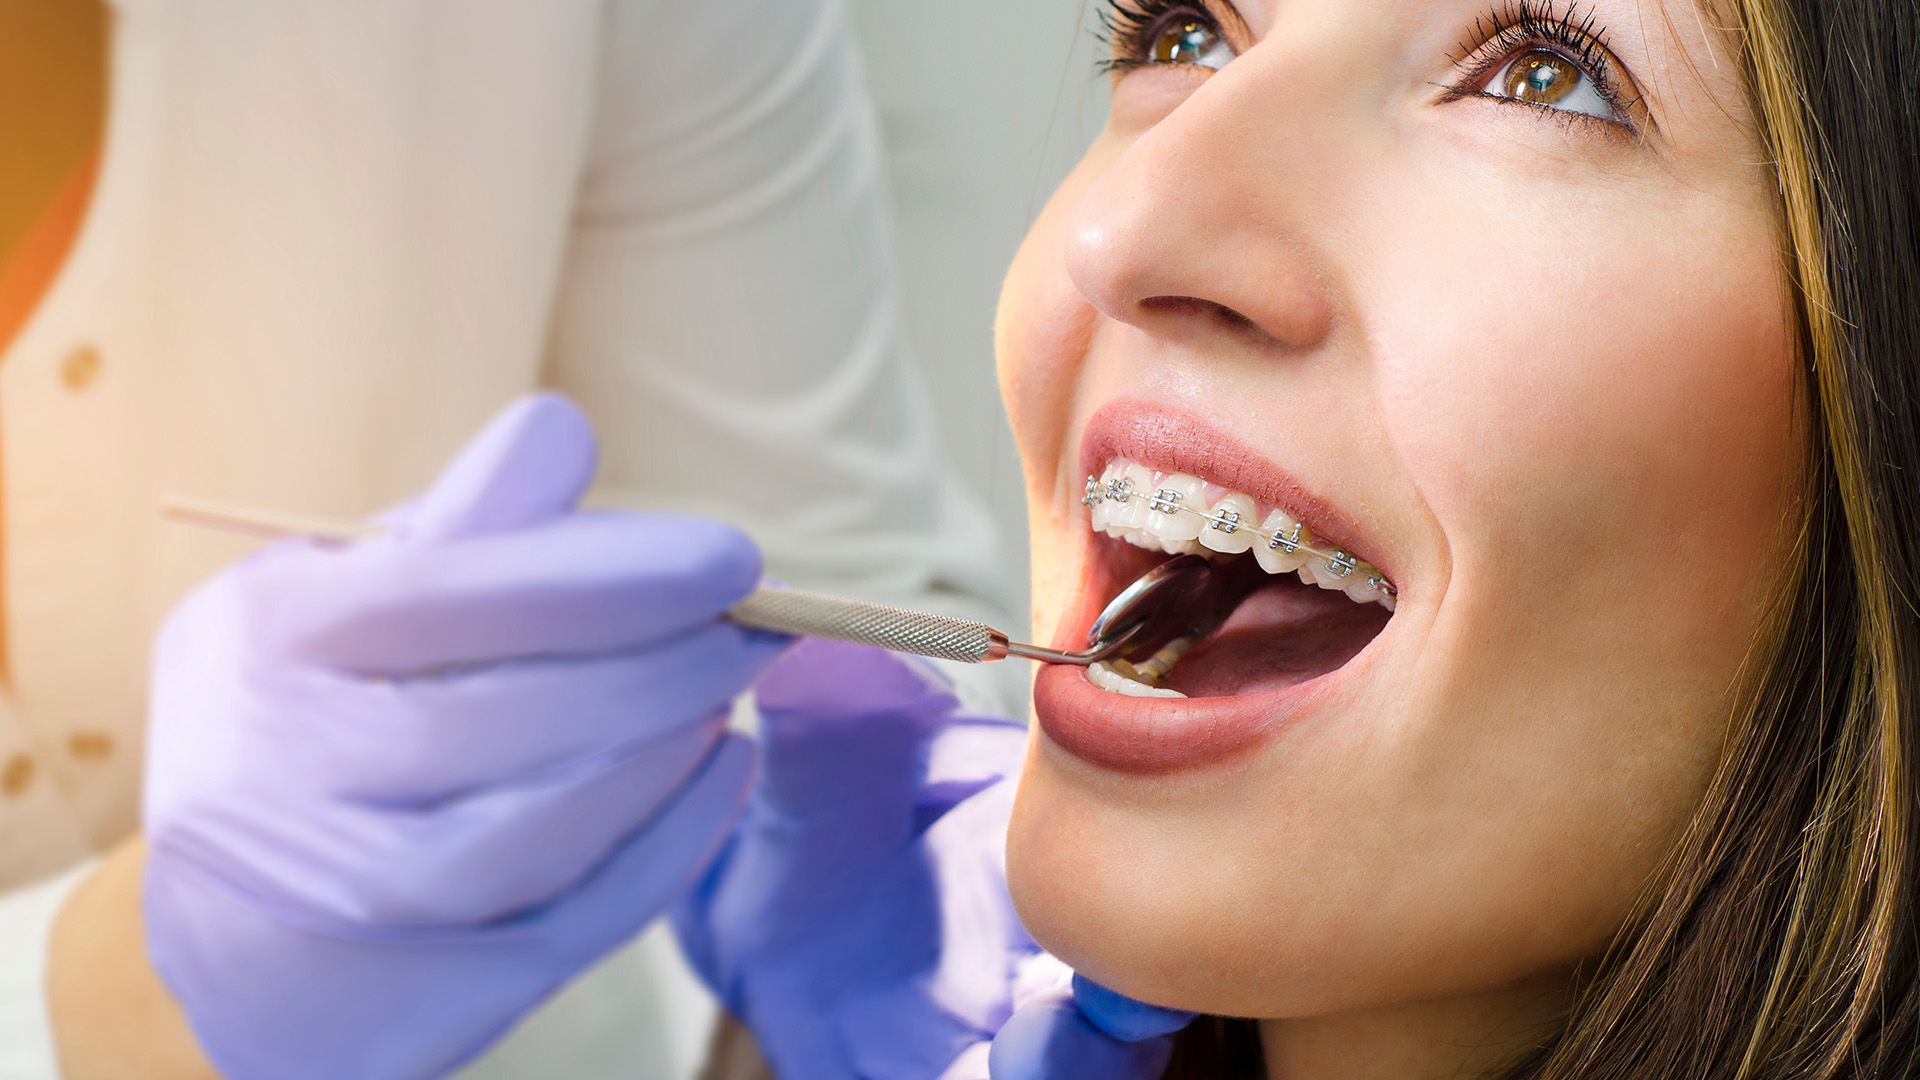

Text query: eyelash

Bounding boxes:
[1096,0,1639,128]
[1445,0,1637,126]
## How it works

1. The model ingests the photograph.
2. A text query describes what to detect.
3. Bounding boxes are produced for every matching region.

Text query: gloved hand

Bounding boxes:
[673,638,1037,1080]
[143,393,788,1080]
[672,638,1196,1080]
[987,975,1197,1080]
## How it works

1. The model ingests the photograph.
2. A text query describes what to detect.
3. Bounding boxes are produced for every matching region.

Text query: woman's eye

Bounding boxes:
[1148,18,1234,69]
[1102,2,1238,74]
[1479,48,1612,118]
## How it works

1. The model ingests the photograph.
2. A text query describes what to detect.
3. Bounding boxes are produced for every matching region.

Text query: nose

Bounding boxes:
[1064,60,1338,354]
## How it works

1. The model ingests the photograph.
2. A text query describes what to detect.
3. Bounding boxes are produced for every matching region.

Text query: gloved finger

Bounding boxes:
[502,730,756,958]
[403,392,598,543]
[266,622,787,801]
[246,511,768,672]
[161,711,732,926]
[1071,974,1198,1041]
[146,736,757,1080]
[987,990,1176,1080]
[832,781,1028,1079]
[755,637,959,720]
[920,720,1028,822]
[752,639,960,820]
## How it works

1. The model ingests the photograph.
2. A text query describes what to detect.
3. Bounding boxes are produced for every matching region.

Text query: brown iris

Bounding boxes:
[1149,19,1219,65]
[1502,50,1581,105]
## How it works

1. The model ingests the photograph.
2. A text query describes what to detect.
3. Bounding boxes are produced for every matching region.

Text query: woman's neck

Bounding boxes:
[1258,975,1571,1080]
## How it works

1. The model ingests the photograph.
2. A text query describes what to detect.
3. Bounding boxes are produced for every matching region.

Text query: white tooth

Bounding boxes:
[1343,565,1388,606]
[1297,566,1318,586]
[1253,509,1311,574]
[1124,530,1201,555]
[1122,528,1196,555]
[1088,661,1188,699]
[1197,492,1258,554]
[1380,594,1397,613]
[1312,559,1348,591]
[1141,473,1206,543]
[1089,463,1120,529]
[1133,635,1196,680]
[1112,463,1153,530]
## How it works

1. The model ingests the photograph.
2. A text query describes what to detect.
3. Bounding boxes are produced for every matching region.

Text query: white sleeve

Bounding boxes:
[540,0,1023,716]
[0,862,93,1080]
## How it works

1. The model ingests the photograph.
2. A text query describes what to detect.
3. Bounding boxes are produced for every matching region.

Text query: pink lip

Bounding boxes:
[1034,399,1388,774]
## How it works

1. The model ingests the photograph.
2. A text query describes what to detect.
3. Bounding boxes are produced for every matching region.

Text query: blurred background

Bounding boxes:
[849,0,1109,623]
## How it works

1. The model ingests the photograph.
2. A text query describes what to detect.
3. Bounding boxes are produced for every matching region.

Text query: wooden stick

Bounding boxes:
[160,495,381,546]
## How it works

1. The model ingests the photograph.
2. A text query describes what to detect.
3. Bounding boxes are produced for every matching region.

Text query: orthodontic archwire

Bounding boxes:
[1083,474,1397,600]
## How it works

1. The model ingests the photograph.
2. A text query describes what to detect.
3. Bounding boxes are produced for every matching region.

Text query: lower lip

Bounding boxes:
[1032,575,1349,774]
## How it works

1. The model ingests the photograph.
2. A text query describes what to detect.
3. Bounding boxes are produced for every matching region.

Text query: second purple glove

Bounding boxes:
[674,639,1035,1080]
[673,637,1200,1080]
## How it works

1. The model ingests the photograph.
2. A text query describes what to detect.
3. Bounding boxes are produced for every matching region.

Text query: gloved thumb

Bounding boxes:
[1071,974,1197,1041]
[987,989,1177,1080]
[404,392,599,543]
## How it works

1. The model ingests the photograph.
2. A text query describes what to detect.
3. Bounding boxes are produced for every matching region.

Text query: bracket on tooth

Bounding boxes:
[1267,523,1303,554]
[1084,471,1398,604]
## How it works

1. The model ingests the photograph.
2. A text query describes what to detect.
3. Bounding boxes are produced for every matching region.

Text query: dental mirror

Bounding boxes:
[1075,553,1218,663]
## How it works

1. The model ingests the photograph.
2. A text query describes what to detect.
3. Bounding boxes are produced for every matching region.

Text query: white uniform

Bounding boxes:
[0,0,1015,1076]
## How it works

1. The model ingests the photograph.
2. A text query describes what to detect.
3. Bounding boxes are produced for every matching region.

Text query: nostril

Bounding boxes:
[1140,295,1267,341]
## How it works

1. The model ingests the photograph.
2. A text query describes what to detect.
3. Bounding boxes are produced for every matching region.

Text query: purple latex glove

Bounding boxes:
[985,976,1197,1080]
[674,638,1044,1080]
[143,394,788,1080]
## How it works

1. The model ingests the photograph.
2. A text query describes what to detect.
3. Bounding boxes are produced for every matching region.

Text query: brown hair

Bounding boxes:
[1166,0,1920,1072]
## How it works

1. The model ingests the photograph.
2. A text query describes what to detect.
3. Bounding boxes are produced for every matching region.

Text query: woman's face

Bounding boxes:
[1000,0,1799,1020]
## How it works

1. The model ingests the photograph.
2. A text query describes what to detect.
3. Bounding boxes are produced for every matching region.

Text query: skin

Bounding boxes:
[998,0,1800,1076]
[51,842,218,1078]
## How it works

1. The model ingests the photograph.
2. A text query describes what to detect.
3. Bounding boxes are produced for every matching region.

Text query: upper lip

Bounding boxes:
[1077,398,1396,584]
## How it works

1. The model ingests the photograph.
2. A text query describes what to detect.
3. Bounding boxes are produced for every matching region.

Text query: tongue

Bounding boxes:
[1165,568,1390,698]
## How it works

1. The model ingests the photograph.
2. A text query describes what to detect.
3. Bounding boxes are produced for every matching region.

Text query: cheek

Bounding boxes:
[995,247,1093,501]
[1372,190,1800,619]
[995,140,1127,490]
[996,139,1126,638]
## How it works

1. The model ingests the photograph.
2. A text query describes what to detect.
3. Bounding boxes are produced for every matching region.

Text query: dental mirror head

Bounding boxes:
[1087,553,1218,660]
[995,553,1218,666]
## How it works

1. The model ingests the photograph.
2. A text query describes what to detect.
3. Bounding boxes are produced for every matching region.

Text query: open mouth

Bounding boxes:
[1033,402,1401,772]
[1078,461,1394,700]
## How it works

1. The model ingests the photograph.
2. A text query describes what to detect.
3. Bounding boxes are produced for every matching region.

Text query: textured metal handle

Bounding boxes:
[728,587,1006,664]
